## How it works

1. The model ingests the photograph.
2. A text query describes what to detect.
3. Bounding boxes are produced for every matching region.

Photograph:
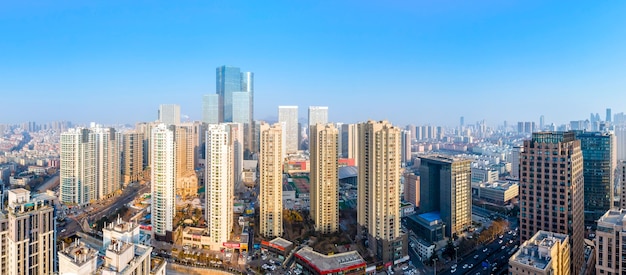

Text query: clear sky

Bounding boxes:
[1,1,626,127]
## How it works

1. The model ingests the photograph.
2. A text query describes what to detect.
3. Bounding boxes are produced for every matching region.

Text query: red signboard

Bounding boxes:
[223,242,240,248]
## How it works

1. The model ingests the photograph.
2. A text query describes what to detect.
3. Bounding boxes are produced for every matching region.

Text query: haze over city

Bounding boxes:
[2,1,626,126]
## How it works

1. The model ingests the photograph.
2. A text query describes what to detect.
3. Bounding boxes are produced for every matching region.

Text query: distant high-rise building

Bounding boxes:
[615,126,626,161]
[401,130,412,164]
[419,156,472,237]
[404,172,420,207]
[357,120,407,262]
[278,106,299,154]
[214,66,254,157]
[205,124,238,248]
[310,123,339,234]
[1,189,56,274]
[460,116,464,127]
[151,124,176,239]
[202,94,221,124]
[122,131,144,184]
[259,123,284,238]
[509,231,570,275]
[158,104,181,125]
[606,108,612,122]
[619,161,626,209]
[510,146,523,179]
[93,125,121,200]
[519,131,584,273]
[308,106,329,127]
[60,128,96,205]
[540,115,545,130]
[575,131,615,226]
[340,124,359,163]
[595,209,626,275]
[175,124,200,199]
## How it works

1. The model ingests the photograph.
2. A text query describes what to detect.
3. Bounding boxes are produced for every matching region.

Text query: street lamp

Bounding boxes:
[432,257,438,275]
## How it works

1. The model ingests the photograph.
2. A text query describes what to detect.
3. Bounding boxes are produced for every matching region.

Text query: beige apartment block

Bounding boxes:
[310,123,339,234]
[259,123,285,238]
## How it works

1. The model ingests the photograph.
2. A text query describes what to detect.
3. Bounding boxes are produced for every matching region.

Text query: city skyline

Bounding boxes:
[2,2,626,125]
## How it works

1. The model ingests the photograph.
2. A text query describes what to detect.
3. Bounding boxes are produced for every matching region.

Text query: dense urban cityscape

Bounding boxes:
[2,2,626,275]
[0,64,625,275]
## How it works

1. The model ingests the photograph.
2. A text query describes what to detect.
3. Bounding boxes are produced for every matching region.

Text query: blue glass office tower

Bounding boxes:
[575,131,615,226]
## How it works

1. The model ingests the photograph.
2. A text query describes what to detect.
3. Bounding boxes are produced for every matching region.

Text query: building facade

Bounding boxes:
[508,231,570,275]
[122,131,144,184]
[575,131,615,226]
[278,106,299,154]
[595,209,626,275]
[2,189,56,274]
[158,104,180,125]
[519,131,584,273]
[310,123,339,234]
[60,127,96,205]
[404,172,420,207]
[93,125,121,200]
[357,120,407,263]
[341,124,359,164]
[308,106,329,127]
[150,124,176,239]
[259,123,284,238]
[419,156,472,237]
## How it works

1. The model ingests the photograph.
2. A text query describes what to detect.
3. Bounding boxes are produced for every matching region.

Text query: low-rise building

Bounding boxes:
[508,231,570,275]
[405,212,445,243]
[472,180,519,204]
[413,237,435,261]
[180,226,212,249]
[294,246,366,275]
[595,209,626,275]
[261,237,293,257]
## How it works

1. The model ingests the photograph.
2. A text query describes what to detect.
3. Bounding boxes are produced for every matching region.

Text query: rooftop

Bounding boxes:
[479,180,519,191]
[59,239,99,266]
[295,246,366,274]
[338,166,358,179]
[510,231,568,271]
[418,211,442,223]
[269,237,293,249]
[597,208,626,227]
[104,217,140,233]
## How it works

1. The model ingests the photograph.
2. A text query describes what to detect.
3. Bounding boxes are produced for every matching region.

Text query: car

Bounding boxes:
[499,235,504,238]
[492,267,497,271]
[451,264,457,269]
[451,268,456,273]
[402,266,409,271]
[482,248,488,253]
[509,240,514,244]
[463,264,469,269]
[474,255,479,259]
[469,264,473,268]
[498,240,503,244]
[501,246,506,250]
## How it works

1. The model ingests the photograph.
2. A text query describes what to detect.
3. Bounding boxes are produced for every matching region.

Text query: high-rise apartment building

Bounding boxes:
[259,123,284,238]
[60,127,96,205]
[308,106,329,127]
[122,131,144,184]
[419,156,472,237]
[595,209,626,275]
[209,66,255,157]
[174,122,202,199]
[519,131,584,273]
[401,130,412,164]
[278,106,299,154]
[151,124,176,240]
[93,125,121,200]
[508,231,570,275]
[510,146,524,179]
[0,189,56,274]
[310,123,339,234]
[58,240,99,274]
[615,126,626,161]
[158,104,181,125]
[205,123,243,249]
[575,131,615,225]
[619,161,626,209]
[357,120,407,262]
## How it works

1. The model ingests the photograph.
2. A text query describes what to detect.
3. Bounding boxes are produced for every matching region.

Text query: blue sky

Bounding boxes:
[1,1,625,127]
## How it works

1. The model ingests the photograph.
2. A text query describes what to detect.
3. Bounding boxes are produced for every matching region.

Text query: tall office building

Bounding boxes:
[278,106,299,154]
[151,124,176,240]
[575,131,615,226]
[205,124,238,248]
[60,127,96,205]
[619,161,626,209]
[401,130,411,164]
[211,66,255,157]
[158,104,181,125]
[519,131,584,273]
[404,172,420,207]
[0,189,56,274]
[357,120,407,262]
[510,146,524,179]
[540,115,545,130]
[508,231,570,275]
[615,126,626,160]
[202,94,221,124]
[310,123,339,234]
[93,125,121,200]
[136,122,156,168]
[595,209,626,275]
[259,123,284,238]
[308,106,329,127]
[606,108,612,123]
[122,131,144,184]
[419,156,472,237]
[340,124,359,163]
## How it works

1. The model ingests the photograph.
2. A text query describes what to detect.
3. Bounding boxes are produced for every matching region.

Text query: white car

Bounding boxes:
[451,268,456,273]
[482,248,488,253]
[463,264,469,269]
[473,255,479,259]
[498,240,503,244]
